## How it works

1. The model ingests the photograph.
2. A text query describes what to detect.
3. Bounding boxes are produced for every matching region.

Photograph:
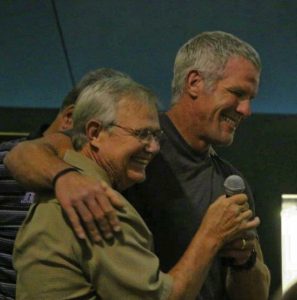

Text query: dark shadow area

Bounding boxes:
[0,107,58,141]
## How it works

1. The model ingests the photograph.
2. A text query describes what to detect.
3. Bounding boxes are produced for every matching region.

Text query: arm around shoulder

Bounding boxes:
[5,132,124,242]
[4,132,73,190]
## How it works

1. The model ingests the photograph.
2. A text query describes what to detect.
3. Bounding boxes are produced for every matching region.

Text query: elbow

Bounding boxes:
[3,141,30,187]
[3,146,16,176]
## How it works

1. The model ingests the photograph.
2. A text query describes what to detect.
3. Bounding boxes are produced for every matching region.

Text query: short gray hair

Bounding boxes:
[76,68,131,91]
[72,74,158,150]
[171,31,261,104]
[60,68,130,111]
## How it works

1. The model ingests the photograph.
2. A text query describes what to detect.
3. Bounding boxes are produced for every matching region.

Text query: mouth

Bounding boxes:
[221,113,242,130]
[131,155,152,166]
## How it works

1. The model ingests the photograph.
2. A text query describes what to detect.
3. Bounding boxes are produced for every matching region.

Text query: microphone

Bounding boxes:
[223,174,245,197]
[223,174,257,238]
[222,175,249,267]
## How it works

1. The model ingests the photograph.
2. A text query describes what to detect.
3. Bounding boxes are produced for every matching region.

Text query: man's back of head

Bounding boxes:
[46,68,130,135]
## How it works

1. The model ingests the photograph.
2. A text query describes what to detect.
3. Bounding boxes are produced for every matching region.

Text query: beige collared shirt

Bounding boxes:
[13,150,172,300]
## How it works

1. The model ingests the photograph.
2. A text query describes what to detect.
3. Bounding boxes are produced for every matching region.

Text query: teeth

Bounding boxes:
[133,158,149,165]
[222,116,236,127]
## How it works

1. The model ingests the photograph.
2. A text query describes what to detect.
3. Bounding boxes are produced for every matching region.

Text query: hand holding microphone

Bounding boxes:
[199,175,260,252]
[224,174,257,238]
[220,175,259,268]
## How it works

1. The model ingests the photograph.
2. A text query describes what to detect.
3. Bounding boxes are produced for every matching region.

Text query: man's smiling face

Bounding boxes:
[191,55,260,147]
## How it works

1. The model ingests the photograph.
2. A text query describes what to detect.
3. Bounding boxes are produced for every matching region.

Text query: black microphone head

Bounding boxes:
[224,175,245,196]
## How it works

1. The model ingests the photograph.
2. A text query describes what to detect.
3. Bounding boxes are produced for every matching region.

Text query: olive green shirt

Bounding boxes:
[13,150,172,299]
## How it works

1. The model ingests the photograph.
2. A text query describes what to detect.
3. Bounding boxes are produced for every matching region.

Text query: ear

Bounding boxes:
[60,104,75,130]
[185,70,203,100]
[85,120,103,149]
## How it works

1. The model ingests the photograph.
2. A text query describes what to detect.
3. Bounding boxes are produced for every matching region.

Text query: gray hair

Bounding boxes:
[60,68,130,111]
[76,68,131,91]
[171,31,261,104]
[60,68,131,111]
[72,74,158,150]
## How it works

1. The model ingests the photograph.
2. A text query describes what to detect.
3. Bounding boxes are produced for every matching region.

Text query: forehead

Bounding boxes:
[214,56,260,97]
[116,95,159,127]
[222,56,260,86]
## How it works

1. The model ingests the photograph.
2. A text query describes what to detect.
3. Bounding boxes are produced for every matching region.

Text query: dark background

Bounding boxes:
[1,1,297,297]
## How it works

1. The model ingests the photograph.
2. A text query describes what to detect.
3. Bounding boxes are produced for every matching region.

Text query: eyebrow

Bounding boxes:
[226,87,257,100]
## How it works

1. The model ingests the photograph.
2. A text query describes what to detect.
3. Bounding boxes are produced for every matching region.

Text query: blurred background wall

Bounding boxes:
[1,1,297,296]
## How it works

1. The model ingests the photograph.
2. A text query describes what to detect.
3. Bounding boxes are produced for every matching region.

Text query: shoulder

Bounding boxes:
[212,153,256,205]
[211,152,243,177]
[24,196,63,227]
[0,138,26,179]
[16,195,77,253]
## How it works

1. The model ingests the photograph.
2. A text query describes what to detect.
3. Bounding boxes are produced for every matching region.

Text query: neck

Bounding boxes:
[80,144,119,190]
[81,144,102,169]
[167,98,210,154]
[43,115,62,136]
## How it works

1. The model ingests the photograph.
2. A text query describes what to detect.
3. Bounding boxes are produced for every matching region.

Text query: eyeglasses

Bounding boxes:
[111,123,163,143]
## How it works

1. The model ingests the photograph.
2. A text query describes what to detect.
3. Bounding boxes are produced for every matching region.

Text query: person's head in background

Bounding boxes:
[169,31,261,150]
[71,74,161,191]
[43,68,130,136]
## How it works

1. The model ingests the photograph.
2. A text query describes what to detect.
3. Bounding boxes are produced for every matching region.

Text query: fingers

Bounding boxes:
[204,193,260,249]
[75,200,102,242]
[99,182,123,233]
[237,209,253,221]
[77,190,122,241]
[220,247,252,258]
[227,194,259,231]
[220,236,257,265]
[55,173,124,242]
[101,181,125,209]
[223,236,255,251]
[64,205,87,240]
[67,194,120,243]
[240,202,250,212]
[235,205,260,235]
[221,248,253,265]
[92,196,117,240]
[228,193,248,205]
[245,228,257,239]
[244,216,261,230]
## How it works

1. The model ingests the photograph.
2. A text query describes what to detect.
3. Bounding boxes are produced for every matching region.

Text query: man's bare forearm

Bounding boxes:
[5,132,124,240]
[168,230,219,299]
[167,194,261,300]
[4,133,73,191]
[226,240,271,300]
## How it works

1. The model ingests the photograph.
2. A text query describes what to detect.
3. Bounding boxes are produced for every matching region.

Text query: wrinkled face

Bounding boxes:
[191,56,260,147]
[94,96,160,191]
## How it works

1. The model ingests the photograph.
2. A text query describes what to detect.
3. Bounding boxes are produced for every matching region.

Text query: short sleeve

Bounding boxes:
[77,201,173,300]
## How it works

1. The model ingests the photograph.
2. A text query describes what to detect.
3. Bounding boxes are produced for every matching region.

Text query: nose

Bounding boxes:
[236,100,252,118]
[144,138,160,154]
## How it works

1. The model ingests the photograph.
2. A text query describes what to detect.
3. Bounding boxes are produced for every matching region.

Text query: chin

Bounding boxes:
[129,173,146,184]
[125,169,146,183]
[220,130,235,144]
[213,135,234,147]
[219,139,234,147]
[134,176,146,183]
